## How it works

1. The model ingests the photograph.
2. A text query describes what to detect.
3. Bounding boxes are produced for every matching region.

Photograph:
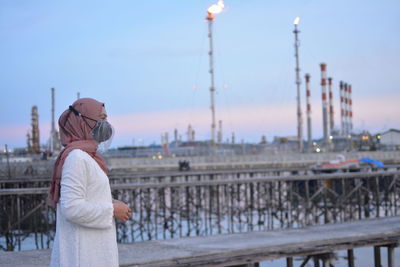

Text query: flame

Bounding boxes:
[208,0,224,14]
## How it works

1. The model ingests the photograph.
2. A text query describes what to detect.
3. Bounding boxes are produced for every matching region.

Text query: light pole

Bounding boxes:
[293,17,303,152]
[206,0,224,146]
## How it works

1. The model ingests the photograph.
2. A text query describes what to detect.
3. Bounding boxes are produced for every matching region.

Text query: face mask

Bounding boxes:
[92,120,113,143]
[69,105,114,143]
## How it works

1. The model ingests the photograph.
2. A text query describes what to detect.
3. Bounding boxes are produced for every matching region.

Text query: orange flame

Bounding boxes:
[207,0,224,14]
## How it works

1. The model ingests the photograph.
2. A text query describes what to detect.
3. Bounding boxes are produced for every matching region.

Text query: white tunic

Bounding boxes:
[50,149,118,267]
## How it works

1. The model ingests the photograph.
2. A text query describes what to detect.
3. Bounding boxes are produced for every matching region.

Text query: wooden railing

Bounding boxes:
[1,170,400,251]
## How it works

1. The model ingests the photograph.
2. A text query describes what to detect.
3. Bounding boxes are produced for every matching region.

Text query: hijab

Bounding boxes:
[47,98,108,208]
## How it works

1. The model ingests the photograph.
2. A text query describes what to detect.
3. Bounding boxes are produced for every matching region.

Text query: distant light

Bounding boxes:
[329,135,333,140]
[158,155,163,159]
[293,16,300,25]
[316,148,321,153]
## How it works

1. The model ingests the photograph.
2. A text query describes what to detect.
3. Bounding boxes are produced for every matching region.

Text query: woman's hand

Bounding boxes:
[112,199,132,222]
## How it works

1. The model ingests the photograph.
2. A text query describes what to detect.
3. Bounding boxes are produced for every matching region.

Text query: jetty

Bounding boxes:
[1,216,399,266]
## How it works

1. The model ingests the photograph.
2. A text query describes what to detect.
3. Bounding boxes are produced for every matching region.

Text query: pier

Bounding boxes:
[1,216,399,266]
[1,168,400,252]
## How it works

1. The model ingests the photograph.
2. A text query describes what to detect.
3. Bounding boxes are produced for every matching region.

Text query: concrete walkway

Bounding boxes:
[1,216,400,267]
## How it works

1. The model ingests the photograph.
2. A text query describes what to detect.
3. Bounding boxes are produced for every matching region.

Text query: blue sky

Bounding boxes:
[1,0,399,149]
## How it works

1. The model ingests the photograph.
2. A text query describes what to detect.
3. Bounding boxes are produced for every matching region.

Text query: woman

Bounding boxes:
[48,98,131,267]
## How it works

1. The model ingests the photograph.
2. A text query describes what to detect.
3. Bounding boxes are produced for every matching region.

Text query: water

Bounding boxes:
[260,248,400,266]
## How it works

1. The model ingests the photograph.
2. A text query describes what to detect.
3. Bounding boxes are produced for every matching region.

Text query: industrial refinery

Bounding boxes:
[1,2,400,266]
[4,11,398,159]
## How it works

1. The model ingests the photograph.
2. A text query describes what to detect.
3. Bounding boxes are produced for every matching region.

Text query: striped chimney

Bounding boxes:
[348,84,353,133]
[328,77,334,135]
[305,74,312,151]
[339,81,345,136]
[344,83,349,136]
[320,63,329,147]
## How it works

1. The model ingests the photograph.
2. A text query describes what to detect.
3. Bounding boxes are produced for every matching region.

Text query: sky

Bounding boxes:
[0,0,399,149]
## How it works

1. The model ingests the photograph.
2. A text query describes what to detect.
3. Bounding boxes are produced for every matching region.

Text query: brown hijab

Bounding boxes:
[47,98,108,208]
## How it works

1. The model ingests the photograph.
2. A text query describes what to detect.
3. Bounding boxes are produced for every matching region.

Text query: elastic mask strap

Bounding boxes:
[69,105,98,129]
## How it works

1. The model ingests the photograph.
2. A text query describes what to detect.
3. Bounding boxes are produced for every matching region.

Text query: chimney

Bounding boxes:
[174,128,178,147]
[339,81,345,136]
[187,124,193,142]
[328,78,335,135]
[320,63,329,148]
[217,120,223,144]
[305,73,312,151]
[344,83,349,136]
[348,84,353,133]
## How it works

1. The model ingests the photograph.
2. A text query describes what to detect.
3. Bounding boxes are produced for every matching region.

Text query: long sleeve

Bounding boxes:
[59,150,114,229]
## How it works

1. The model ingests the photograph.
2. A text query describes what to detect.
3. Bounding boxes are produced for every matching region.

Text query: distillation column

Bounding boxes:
[31,106,40,154]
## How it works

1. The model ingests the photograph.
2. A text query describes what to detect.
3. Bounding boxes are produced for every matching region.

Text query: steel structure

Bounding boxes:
[206,12,217,146]
[293,17,303,152]
[31,106,40,154]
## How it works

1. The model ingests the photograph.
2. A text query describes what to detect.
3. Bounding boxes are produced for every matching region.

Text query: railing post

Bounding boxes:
[347,249,354,267]
[227,263,259,267]
[314,257,320,267]
[387,244,396,267]
[286,257,293,267]
[17,195,21,250]
[374,246,381,267]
